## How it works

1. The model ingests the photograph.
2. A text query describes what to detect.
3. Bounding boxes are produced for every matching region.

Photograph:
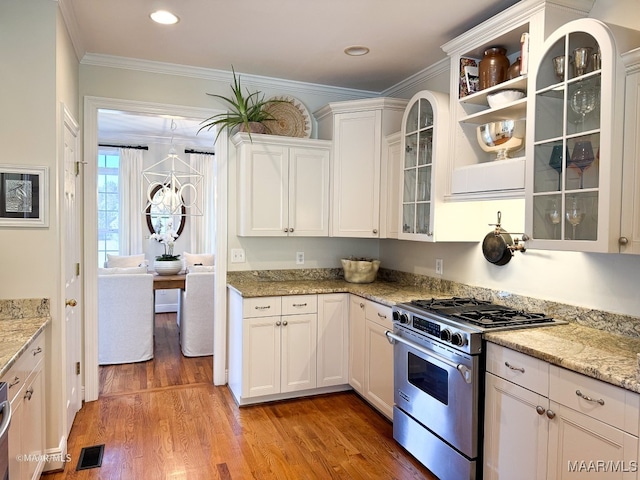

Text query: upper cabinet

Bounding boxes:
[314,98,407,238]
[442,0,592,200]
[398,90,450,242]
[525,19,640,253]
[233,132,331,237]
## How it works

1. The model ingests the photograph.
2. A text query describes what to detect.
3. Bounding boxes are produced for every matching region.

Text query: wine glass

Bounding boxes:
[547,200,561,239]
[570,84,598,128]
[566,197,585,240]
[573,47,593,77]
[570,140,595,189]
[548,145,565,191]
[552,55,571,82]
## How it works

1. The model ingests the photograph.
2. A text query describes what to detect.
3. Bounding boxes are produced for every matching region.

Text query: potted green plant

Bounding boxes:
[198,66,279,142]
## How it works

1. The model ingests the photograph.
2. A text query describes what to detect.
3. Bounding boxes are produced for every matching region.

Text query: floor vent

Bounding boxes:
[76,444,105,470]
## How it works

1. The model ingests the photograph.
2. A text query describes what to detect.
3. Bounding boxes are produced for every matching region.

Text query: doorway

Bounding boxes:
[83,97,228,402]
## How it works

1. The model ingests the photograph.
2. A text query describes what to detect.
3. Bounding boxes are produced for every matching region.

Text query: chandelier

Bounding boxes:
[142,119,203,217]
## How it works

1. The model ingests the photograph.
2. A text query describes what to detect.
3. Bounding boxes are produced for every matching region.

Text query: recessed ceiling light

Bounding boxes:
[344,46,370,56]
[150,10,179,25]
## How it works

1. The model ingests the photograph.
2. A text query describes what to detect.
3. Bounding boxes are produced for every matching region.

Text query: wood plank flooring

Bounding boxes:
[43,313,437,480]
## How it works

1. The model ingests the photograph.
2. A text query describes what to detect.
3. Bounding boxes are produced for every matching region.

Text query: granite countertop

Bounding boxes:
[485,324,640,394]
[228,270,640,395]
[227,276,440,307]
[0,299,51,378]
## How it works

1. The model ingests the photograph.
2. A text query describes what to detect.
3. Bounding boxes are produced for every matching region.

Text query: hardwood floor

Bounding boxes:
[43,313,436,480]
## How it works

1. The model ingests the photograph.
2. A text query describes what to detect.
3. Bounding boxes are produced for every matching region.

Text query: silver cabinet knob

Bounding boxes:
[546,409,556,419]
[619,237,629,245]
[289,228,294,233]
[282,320,288,326]
[373,229,378,234]
[284,228,289,233]
[66,299,77,307]
[536,405,545,415]
[276,321,281,326]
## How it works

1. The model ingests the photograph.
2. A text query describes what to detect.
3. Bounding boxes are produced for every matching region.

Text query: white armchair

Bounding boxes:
[177,270,214,356]
[98,271,155,364]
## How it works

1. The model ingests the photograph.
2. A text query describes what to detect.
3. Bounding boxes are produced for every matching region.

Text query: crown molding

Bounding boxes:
[57,0,84,62]
[382,58,450,98]
[80,53,378,102]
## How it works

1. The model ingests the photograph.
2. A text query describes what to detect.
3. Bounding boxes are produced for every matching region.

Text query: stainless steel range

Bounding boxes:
[386,297,565,480]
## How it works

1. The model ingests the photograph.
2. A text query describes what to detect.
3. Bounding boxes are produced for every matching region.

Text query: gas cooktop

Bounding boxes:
[402,297,563,331]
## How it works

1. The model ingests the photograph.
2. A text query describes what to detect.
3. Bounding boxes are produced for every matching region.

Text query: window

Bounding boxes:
[97,149,120,267]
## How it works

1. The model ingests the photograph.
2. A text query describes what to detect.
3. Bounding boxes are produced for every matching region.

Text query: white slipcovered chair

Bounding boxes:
[98,269,155,364]
[177,268,215,357]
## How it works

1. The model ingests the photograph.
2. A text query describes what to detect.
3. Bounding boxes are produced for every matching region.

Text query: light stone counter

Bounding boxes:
[484,324,640,393]
[227,268,640,394]
[0,298,51,378]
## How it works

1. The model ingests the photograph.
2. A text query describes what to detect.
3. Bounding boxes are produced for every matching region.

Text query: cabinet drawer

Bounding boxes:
[282,295,317,315]
[0,331,45,403]
[364,300,392,329]
[243,297,281,318]
[486,343,549,396]
[550,365,639,435]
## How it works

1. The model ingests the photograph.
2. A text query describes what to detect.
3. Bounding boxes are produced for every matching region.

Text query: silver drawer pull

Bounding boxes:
[8,376,20,388]
[377,313,387,319]
[32,346,42,356]
[292,303,307,307]
[255,305,271,310]
[576,389,605,406]
[505,361,525,373]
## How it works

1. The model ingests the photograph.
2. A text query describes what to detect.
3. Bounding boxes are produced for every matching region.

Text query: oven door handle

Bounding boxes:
[385,331,472,384]
[0,399,12,440]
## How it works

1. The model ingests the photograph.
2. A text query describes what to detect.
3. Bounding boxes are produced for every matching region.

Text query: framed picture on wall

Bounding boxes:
[0,165,49,227]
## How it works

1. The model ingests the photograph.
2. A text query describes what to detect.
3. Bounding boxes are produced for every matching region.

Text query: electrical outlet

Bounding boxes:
[231,248,245,263]
[296,252,304,265]
[435,258,443,275]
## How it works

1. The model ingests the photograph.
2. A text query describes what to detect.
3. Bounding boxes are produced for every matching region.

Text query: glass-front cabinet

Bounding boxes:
[526,18,640,252]
[399,91,450,242]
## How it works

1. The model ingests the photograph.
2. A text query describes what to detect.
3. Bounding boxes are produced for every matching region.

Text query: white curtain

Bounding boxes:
[189,153,215,254]
[119,148,145,255]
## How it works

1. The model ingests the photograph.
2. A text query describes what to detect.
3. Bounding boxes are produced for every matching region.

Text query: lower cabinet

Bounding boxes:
[1,330,46,480]
[349,295,394,420]
[228,291,350,405]
[484,342,640,480]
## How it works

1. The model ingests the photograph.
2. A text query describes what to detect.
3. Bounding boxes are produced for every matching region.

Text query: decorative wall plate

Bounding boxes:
[263,96,311,138]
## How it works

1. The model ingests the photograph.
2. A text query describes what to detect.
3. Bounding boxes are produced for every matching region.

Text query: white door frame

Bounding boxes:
[83,96,228,401]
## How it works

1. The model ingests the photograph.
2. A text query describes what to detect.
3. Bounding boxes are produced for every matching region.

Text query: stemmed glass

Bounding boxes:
[570,140,595,189]
[548,145,566,191]
[566,197,585,240]
[570,84,598,128]
[547,200,561,239]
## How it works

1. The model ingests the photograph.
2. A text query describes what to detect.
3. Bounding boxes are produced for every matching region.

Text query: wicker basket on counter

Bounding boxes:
[341,258,381,284]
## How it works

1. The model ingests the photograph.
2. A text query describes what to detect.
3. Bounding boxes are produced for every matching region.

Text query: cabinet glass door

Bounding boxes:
[532,32,601,242]
[402,99,433,235]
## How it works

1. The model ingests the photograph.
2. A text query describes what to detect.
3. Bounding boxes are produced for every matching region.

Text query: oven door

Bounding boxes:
[387,327,480,458]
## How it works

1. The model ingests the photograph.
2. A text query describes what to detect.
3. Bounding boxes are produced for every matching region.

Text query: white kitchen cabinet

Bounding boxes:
[317,293,349,388]
[314,98,407,238]
[348,295,394,420]
[363,301,394,420]
[1,330,46,480]
[228,291,351,405]
[348,295,366,395]
[442,0,591,201]
[620,53,640,254]
[381,131,401,239]
[399,90,461,242]
[485,342,640,480]
[526,19,640,253]
[233,132,331,237]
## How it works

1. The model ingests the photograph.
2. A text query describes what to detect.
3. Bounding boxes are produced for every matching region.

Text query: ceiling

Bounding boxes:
[66,0,521,146]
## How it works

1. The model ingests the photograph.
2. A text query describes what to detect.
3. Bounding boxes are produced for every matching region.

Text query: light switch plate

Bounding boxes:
[435,258,443,275]
[296,252,304,265]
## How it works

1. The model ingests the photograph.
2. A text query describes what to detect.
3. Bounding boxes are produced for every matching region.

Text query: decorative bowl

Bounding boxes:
[341,258,380,284]
[476,119,525,160]
[486,89,525,109]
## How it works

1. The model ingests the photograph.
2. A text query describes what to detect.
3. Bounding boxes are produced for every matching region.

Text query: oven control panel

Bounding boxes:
[392,306,482,354]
